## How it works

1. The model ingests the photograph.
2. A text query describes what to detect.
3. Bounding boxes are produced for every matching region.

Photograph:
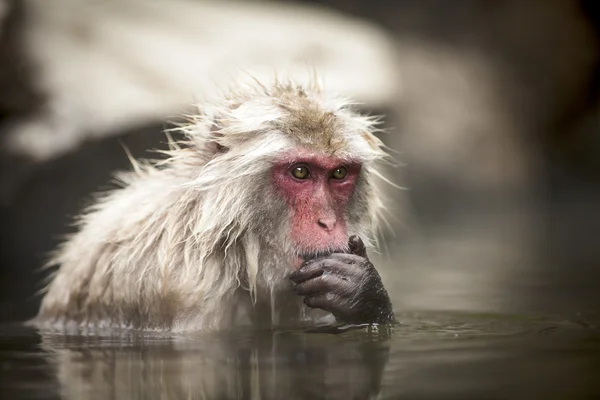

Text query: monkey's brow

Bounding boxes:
[280,157,361,169]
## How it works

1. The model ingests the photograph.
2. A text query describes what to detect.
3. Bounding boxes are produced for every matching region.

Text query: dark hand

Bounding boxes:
[289,236,395,325]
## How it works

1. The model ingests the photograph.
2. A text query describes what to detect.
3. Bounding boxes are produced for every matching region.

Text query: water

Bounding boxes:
[1,311,599,399]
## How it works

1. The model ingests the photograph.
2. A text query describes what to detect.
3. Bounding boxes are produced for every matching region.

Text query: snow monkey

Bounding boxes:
[34,77,396,332]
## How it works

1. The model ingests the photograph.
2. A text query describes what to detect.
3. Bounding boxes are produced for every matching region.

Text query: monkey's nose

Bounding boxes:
[317,218,336,231]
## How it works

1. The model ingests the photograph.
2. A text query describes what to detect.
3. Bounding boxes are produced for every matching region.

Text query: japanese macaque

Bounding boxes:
[34,77,396,332]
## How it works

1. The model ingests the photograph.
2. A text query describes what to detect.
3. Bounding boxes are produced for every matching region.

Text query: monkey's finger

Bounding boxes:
[348,235,368,258]
[295,274,346,296]
[303,293,342,312]
[290,259,348,284]
[288,264,324,284]
[304,293,353,319]
[328,253,365,265]
[297,257,350,277]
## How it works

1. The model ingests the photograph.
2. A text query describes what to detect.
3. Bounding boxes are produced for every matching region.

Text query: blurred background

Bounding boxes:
[0,0,598,323]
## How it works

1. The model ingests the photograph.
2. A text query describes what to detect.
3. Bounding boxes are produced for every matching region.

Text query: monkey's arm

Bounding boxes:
[289,236,396,325]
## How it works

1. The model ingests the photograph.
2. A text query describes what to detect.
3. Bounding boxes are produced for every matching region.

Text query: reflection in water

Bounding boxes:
[2,312,600,399]
[39,326,390,400]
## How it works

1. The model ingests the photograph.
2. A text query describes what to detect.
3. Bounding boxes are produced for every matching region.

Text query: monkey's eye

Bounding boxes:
[291,166,310,179]
[331,167,347,180]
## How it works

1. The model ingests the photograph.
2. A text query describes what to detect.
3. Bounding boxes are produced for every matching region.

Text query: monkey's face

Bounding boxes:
[271,149,361,268]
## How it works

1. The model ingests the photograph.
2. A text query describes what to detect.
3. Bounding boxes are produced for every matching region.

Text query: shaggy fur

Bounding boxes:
[34,76,390,332]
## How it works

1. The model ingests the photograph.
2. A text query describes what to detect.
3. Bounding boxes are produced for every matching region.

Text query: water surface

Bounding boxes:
[1,311,599,399]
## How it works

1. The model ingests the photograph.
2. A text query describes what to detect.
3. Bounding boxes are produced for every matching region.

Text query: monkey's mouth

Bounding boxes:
[299,247,348,261]
[299,251,334,261]
[292,249,345,270]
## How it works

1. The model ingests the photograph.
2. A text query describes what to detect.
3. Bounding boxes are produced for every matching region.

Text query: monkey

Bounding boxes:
[33,77,396,332]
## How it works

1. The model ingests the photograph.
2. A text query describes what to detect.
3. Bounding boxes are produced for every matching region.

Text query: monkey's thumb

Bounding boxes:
[348,235,368,258]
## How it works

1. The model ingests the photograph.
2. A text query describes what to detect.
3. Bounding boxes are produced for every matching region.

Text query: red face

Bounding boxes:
[272,150,361,265]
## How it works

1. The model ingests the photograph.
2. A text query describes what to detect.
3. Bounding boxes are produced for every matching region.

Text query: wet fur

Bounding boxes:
[34,76,390,332]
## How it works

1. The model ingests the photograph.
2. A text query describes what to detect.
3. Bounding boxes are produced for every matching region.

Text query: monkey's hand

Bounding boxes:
[289,236,396,325]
